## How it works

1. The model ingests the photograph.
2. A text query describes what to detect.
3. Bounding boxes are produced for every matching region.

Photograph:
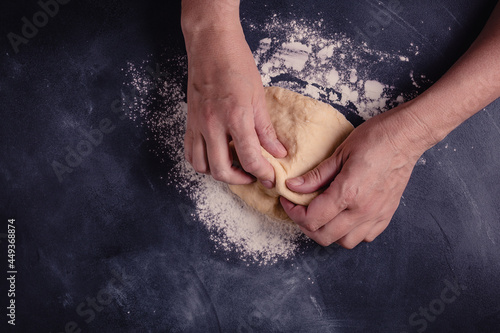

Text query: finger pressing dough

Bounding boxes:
[229,86,354,221]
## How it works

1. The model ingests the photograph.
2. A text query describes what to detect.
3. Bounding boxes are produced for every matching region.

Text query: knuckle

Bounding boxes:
[192,163,208,174]
[302,222,319,233]
[341,184,359,208]
[340,240,357,250]
[306,167,324,186]
[260,121,276,138]
[226,119,239,133]
[364,235,376,243]
[203,109,220,133]
[316,237,333,247]
[337,235,358,249]
[226,107,249,131]
[299,214,325,232]
[240,155,261,175]
[314,209,335,226]
[190,156,208,174]
[211,168,229,182]
[193,166,208,174]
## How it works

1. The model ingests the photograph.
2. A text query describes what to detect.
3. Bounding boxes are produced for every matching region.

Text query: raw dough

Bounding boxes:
[229,86,353,221]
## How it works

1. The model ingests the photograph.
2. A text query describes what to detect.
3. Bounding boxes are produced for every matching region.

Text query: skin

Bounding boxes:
[182,1,500,248]
[181,0,287,189]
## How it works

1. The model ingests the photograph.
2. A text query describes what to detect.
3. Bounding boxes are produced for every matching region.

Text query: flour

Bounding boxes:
[251,18,419,120]
[364,80,385,100]
[124,16,424,265]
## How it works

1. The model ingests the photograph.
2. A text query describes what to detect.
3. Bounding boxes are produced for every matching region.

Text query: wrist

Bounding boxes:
[181,0,241,37]
[401,98,447,150]
[377,100,440,159]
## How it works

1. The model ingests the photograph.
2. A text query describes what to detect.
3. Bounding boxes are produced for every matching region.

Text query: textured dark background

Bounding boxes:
[1,0,499,332]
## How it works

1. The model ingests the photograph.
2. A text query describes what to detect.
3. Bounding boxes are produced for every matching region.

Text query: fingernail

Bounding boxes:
[287,176,304,187]
[275,141,287,156]
[261,180,273,189]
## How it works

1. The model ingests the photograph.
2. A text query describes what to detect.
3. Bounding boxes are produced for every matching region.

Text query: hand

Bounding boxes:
[183,23,286,187]
[280,104,431,248]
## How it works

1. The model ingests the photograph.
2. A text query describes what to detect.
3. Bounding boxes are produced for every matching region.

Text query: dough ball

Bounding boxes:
[229,86,353,221]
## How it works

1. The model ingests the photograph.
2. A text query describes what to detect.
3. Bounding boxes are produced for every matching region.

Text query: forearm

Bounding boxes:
[405,3,500,150]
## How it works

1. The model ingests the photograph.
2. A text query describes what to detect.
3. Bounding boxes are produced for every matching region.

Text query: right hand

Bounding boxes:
[183,23,287,187]
[280,103,430,248]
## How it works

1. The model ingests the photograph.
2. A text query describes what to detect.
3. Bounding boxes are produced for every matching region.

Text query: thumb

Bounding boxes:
[253,98,287,159]
[286,154,342,193]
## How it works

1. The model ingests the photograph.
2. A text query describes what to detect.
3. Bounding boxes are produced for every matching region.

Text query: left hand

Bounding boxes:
[280,103,432,248]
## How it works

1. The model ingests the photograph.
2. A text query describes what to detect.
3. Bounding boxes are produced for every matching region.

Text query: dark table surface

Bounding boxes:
[1,0,500,332]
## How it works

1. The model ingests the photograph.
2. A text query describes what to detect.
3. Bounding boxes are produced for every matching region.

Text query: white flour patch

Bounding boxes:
[124,17,426,265]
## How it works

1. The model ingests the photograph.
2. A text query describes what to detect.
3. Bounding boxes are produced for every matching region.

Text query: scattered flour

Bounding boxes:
[364,80,385,100]
[417,157,427,166]
[251,18,420,120]
[124,17,426,265]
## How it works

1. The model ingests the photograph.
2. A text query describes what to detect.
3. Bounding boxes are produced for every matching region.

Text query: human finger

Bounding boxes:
[364,219,391,243]
[230,114,276,186]
[282,171,355,232]
[297,210,357,247]
[336,221,376,249]
[205,132,255,184]
[285,153,343,194]
[191,134,209,174]
[184,127,195,165]
[253,101,287,159]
